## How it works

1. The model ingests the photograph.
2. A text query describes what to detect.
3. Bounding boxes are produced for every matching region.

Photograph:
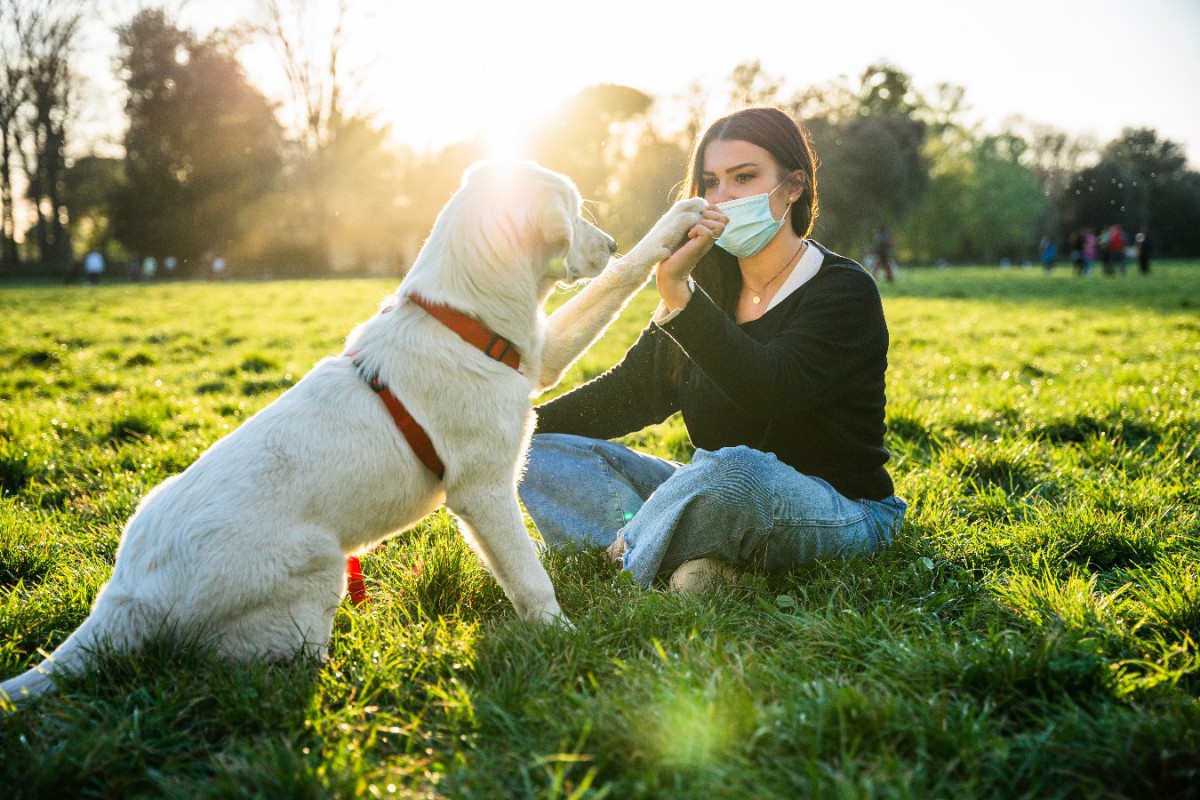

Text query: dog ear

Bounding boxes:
[533,192,574,257]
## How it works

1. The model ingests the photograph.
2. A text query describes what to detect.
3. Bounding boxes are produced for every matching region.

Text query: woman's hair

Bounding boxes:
[662,107,821,385]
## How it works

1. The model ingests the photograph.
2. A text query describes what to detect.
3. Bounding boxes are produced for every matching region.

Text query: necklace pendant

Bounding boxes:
[752,295,761,305]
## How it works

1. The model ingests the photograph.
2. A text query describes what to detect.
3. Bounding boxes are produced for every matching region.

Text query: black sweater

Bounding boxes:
[535,244,895,501]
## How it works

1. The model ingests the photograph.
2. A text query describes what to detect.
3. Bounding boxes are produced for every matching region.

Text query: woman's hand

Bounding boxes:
[656,206,727,311]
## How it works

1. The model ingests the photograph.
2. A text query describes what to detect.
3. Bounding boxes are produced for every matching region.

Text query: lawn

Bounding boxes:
[1,264,1198,798]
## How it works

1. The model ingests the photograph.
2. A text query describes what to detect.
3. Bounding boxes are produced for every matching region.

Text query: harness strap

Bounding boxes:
[369,374,445,478]
[343,293,523,606]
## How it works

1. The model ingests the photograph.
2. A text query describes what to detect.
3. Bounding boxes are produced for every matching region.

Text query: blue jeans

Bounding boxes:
[518,433,907,587]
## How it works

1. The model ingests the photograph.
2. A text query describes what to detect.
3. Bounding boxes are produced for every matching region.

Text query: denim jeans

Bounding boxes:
[518,433,907,586]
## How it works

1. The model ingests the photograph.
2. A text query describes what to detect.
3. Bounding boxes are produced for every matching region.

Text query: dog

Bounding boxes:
[1,160,707,704]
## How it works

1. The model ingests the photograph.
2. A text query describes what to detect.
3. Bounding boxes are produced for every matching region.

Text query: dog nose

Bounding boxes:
[606,234,618,254]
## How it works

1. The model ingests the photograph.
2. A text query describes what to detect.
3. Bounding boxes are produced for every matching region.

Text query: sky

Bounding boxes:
[75,0,1200,165]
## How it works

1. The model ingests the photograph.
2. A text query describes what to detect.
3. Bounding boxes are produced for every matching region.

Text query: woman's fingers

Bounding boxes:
[687,215,727,241]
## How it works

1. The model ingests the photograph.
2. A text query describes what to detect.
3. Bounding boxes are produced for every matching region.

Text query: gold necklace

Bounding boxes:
[742,240,806,305]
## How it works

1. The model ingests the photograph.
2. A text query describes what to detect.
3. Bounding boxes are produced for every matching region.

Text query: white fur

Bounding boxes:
[0,160,706,706]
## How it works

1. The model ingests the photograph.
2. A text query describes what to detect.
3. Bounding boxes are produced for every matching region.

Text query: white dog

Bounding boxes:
[1,160,707,704]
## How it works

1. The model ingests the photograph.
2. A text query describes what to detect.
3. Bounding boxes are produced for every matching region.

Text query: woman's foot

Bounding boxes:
[606,532,626,566]
[668,558,741,594]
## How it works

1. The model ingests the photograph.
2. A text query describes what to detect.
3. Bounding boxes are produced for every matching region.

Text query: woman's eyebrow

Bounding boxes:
[702,162,759,176]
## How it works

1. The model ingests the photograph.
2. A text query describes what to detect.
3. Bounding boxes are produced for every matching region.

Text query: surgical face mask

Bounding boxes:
[714,181,790,258]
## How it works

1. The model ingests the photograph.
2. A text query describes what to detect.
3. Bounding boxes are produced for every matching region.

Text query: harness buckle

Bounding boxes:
[485,335,511,362]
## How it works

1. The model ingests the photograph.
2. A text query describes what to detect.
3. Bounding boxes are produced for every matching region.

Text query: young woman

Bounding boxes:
[519,106,906,591]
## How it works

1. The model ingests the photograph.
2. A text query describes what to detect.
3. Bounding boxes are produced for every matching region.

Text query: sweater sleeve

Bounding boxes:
[656,268,887,418]
[534,324,682,439]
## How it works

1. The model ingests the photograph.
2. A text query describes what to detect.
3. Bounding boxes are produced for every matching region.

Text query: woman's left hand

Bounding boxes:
[657,206,727,310]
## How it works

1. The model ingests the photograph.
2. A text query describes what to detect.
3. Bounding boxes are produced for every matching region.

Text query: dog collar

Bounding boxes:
[408,293,522,371]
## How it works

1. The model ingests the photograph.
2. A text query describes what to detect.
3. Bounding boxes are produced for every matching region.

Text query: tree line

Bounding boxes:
[2,2,1198,281]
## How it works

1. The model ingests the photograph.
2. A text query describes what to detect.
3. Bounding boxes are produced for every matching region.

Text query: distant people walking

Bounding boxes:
[84,250,105,286]
[871,226,895,283]
[1136,226,1153,275]
[142,256,158,280]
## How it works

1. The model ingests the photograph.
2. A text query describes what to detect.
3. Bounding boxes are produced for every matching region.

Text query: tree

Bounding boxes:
[802,65,929,253]
[1056,128,1200,255]
[528,84,655,222]
[255,0,425,273]
[256,0,349,155]
[0,0,24,269]
[112,9,282,270]
[20,0,83,271]
[607,132,690,252]
[728,60,782,109]
[62,154,123,255]
[0,0,83,272]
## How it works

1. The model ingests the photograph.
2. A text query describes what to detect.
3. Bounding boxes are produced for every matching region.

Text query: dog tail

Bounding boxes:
[1,594,149,708]
[0,613,104,707]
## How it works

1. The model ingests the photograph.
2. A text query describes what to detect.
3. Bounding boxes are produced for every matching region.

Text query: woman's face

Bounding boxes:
[701,138,797,220]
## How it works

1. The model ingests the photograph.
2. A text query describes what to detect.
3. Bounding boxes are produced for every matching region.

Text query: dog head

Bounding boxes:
[452,160,616,284]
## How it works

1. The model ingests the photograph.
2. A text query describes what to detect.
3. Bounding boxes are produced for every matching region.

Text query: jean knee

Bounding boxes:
[679,447,777,523]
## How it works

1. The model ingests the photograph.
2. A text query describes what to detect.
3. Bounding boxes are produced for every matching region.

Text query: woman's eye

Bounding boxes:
[735,173,754,183]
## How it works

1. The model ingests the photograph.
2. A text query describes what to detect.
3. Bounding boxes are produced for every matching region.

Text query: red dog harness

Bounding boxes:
[344,293,523,605]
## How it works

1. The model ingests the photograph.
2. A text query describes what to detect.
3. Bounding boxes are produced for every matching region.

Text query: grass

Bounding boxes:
[1,263,1198,798]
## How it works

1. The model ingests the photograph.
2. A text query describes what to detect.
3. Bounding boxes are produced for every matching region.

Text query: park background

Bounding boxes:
[2,0,1200,280]
[2,1,1199,796]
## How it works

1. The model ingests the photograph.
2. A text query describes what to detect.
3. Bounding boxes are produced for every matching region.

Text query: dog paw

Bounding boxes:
[531,605,574,630]
[645,197,707,256]
[620,198,708,275]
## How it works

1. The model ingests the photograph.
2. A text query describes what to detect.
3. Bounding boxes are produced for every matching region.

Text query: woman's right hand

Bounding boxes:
[656,206,727,311]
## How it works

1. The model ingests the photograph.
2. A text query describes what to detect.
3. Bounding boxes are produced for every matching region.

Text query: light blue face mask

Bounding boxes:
[714,181,790,258]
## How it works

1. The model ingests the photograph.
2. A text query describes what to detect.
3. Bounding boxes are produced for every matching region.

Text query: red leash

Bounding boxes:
[346,556,369,606]
[343,293,524,605]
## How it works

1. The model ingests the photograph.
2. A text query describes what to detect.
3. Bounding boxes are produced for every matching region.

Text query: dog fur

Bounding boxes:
[1,160,706,705]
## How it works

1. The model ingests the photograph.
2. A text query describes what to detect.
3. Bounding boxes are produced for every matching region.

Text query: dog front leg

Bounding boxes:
[449,492,572,628]
[535,197,709,394]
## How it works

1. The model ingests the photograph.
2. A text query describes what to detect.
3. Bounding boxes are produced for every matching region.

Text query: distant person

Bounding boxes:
[142,256,158,280]
[1136,226,1153,275]
[164,256,178,277]
[84,249,105,286]
[1082,229,1097,276]
[1108,224,1126,275]
[1068,230,1083,276]
[1039,236,1057,273]
[870,226,895,283]
[518,106,906,593]
[211,255,227,280]
[1098,226,1113,276]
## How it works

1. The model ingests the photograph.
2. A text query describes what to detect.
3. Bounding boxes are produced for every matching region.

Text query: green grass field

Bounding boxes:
[1,264,1197,798]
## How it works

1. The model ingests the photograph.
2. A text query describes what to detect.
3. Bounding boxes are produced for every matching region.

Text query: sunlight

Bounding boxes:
[646,685,738,769]
[481,117,536,160]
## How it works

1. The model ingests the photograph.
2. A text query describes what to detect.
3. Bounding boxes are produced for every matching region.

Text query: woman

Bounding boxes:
[518,107,906,591]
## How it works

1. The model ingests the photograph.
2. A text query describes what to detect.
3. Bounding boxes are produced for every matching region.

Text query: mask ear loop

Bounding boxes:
[775,175,803,225]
